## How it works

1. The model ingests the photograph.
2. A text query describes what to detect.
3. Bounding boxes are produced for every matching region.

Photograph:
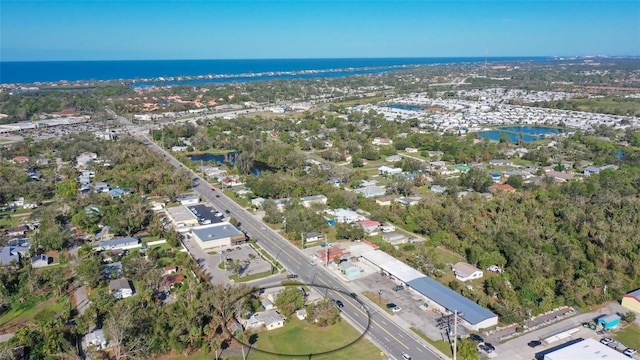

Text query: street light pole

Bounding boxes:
[377,290,383,305]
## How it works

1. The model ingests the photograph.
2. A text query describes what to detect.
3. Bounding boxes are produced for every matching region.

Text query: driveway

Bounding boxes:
[74,285,91,316]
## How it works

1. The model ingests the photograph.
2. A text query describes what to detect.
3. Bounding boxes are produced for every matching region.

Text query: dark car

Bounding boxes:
[469,334,484,343]
[211,188,215,191]
[335,300,344,308]
[528,340,542,348]
[350,292,358,298]
[225,209,230,214]
[393,285,404,291]
[215,194,220,198]
[386,303,397,309]
[479,344,492,353]
[485,343,495,351]
[286,274,299,279]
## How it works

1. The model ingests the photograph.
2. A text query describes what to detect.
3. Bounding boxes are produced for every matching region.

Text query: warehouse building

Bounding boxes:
[542,338,628,360]
[189,223,246,251]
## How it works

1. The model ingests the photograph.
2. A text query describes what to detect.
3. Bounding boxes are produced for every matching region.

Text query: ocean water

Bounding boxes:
[0,57,547,85]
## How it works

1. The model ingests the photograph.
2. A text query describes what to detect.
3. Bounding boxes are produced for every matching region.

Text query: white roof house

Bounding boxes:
[378,166,403,176]
[244,310,286,331]
[354,185,386,198]
[453,262,483,282]
[326,209,366,224]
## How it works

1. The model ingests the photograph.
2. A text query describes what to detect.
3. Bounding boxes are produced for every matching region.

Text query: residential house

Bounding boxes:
[76,152,98,169]
[5,225,28,237]
[251,197,266,208]
[109,279,134,299]
[11,156,29,163]
[108,188,129,198]
[395,197,420,206]
[163,265,178,275]
[489,159,513,166]
[86,328,108,349]
[296,309,307,320]
[273,198,290,212]
[357,220,380,235]
[94,182,110,193]
[103,262,123,278]
[354,185,386,198]
[171,146,188,152]
[31,254,50,268]
[316,246,348,263]
[0,247,22,267]
[300,195,328,208]
[378,166,403,176]
[260,298,275,311]
[584,164,618,176]
[372,137,393,145]
[243,310,286,331]
[405,147,419,153]
[382,232,407,245]
[162,274,185,289]
[385,155,403,162]
[428,151,444,157]
[375,196,395,206]
[430,185,446,194]
[325,209,365,224]
[544,170,576,183]
[98,237,140,251]
[380,225,396,233]
[453,262,483,282]
[304,232,323,242]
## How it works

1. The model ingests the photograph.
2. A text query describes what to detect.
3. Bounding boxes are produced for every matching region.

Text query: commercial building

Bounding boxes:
[360,249,498,330]
[542,338,628,360]
[166,205,200,228]
[597,314,621,330]
[622,288,640,313]
[176,193,200,206]
[189,223,246,251]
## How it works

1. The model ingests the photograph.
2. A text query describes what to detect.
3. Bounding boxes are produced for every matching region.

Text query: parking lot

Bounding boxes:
[218,244,272,277]
[191,204,224,225]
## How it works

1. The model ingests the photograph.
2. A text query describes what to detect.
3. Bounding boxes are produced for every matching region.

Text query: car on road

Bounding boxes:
[350,292,357,298]
[391,306,401,313]
[386,303,397,309]
[528,340,542,348]
[236,246,241,250]
[261,226,266,230]
[215,194,220,197]
[335,300,344,308]
[308,258,316,265]
[211,188,215,191]
[286,274,299,279]
[393,285,404,291]
[226,248,233,252]
[600,338,613,345]
[401,352,412,360]
[623,348,637,356]
[225,210,230,214]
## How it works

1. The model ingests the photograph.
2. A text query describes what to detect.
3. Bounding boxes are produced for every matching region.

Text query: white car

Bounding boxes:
[600,338,613,345]
[391,306,402,313]
[624,348,637,356]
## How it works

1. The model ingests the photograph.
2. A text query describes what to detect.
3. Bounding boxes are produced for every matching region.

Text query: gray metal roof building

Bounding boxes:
[191,223,246,250]
[98,237,139,250]
[361,249,498,330]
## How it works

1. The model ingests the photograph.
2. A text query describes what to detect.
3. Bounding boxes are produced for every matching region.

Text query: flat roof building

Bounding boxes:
[543,338,628,360]
[622,288,640,313]
[166,205,199,228]
[98,237,139,251]
[190,223,246,251]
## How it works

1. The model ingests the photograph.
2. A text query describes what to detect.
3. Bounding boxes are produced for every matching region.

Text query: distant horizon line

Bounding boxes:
[4,55,636,63]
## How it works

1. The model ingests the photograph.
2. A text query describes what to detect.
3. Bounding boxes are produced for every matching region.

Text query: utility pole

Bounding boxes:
[453,310,458,360]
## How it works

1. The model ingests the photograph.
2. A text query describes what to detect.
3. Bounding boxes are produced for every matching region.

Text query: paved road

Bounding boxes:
[134,132,448,360]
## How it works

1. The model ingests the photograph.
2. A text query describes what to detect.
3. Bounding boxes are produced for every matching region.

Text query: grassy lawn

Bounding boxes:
[223,190,250,208]
[234,317,377,358]
[230,270,274,282]
[410,327,453,357]
[362,291,394,315]
[614,324,640,349]
[0,296,69,329]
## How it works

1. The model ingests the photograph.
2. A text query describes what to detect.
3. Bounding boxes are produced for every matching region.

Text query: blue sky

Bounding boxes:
[1,0,638,61]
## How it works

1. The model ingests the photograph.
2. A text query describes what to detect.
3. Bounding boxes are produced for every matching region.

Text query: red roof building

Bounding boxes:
[11,156,29,163]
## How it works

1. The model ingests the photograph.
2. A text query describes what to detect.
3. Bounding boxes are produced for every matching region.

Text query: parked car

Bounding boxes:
[623,348,637,356]
[391,306,402,313]
[479,344,493,353]
[386,303,397,309]
[469,334,484,343]
[393,285,404,291]
[528,340,542,348]
[485,343,495,351]
[286,274,299,279]
[600,338,613,345]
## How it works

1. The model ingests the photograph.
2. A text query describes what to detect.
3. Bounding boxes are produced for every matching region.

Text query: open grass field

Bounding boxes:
[0,296,69,331]
[614,324,640,349]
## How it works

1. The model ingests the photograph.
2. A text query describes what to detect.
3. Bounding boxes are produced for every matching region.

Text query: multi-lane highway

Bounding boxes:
[134,130,447,360]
